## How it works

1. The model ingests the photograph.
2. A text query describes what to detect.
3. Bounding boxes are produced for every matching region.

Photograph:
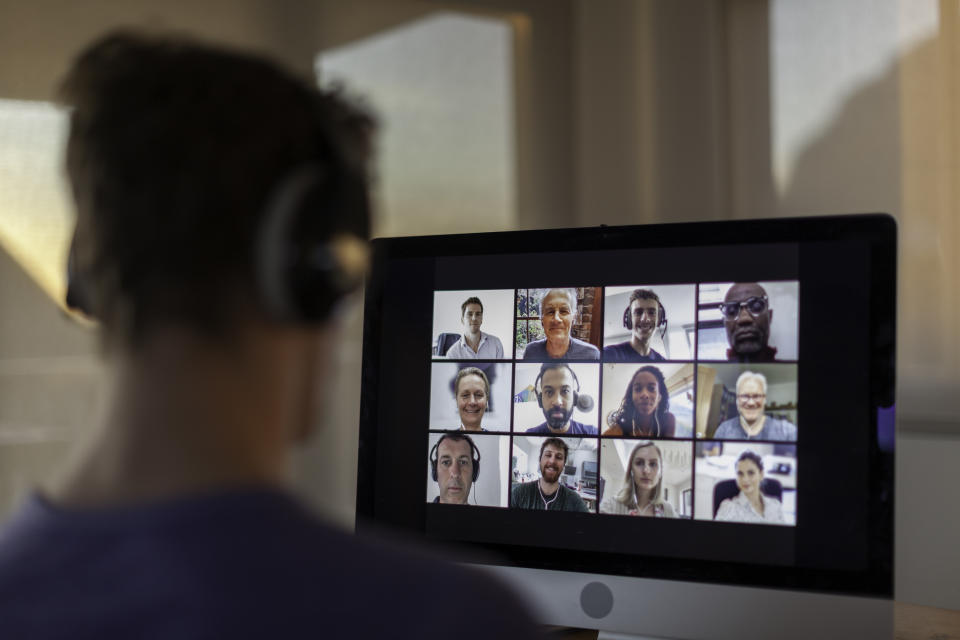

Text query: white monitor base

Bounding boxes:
[476,564,893,640]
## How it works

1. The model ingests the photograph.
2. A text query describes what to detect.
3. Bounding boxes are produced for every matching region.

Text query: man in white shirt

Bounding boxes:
[446,296,504,359]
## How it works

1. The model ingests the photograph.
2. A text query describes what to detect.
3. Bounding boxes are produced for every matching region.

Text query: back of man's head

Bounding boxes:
[61,31,374,347]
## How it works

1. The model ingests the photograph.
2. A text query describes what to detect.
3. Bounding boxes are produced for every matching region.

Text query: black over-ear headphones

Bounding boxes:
[622,295,668,338]
[65,98,370,325]
[65,231,94,317]
[254,160,369,323]
[534,363,581,409]
[430,432,481,483]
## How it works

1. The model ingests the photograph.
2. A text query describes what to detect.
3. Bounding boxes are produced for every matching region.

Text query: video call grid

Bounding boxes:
[427,283,800,526]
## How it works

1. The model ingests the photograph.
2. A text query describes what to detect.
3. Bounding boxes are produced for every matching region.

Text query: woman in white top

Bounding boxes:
[715,450,784,524]
[600,441,677,517]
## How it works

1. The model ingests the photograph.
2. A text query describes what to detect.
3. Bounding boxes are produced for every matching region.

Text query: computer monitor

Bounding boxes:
[357,214,895,639]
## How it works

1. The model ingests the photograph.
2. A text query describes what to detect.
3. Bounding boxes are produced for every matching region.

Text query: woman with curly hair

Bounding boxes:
[603,366,676,437]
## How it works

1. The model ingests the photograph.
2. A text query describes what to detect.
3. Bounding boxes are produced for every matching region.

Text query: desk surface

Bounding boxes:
[544,602,960,639]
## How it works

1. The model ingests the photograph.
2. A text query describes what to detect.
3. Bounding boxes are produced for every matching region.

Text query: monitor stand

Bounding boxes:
[477,564,893,640]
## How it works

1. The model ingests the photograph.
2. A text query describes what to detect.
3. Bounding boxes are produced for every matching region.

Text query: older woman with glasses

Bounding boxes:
[713,371,797,441]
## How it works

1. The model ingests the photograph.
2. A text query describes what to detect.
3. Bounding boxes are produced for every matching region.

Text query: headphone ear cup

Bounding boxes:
[256,164,369,324]
[534,371,544,408]
[65,230,96,318]
[623,306,632,330]
[472,458,480,483]
[430,440,440,482]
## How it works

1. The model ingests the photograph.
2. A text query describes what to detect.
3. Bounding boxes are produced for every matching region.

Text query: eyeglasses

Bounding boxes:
[718,295,768,319]
[737,393,766,403]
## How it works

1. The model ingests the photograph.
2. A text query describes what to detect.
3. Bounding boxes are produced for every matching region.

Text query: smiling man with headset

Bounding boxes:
[603,288,668,362]
[0,31,537,639]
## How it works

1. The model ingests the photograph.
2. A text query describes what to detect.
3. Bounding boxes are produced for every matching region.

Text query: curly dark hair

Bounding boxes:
[606,365,670,436]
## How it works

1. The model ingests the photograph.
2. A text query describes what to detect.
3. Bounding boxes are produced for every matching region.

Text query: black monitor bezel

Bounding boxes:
[356,213,895,598]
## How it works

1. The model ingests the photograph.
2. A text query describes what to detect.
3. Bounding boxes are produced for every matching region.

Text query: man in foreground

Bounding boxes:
[0,31,537,638]
[511,438,589,512]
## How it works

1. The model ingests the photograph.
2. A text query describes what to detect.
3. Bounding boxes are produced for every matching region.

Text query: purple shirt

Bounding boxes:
[525,419,598,435]
[602,341,666,362]
[0,489,539,639]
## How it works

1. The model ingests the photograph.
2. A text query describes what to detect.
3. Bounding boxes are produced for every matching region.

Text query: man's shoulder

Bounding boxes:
[726,345,779,362]
[602,341,632,360]
[569,420,598,435]
[0,491,538,638]
[482,332,503,346]
[602,342,667,362]
[568,338,600,358]
[511,481,538,504]
[522,340,547,359]
[714,418,741,438]
[481,333,505,357]
[525,422,550,434]
[513,481,537,495]
[558,484,589,511]
[445,338,471,358]
[765,416,798,439]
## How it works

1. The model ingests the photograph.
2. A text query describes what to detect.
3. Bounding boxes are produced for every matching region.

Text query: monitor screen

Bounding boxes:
[357,215,895,635]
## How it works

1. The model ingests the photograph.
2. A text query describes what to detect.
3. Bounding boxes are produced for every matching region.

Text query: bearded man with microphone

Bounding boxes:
[524,363,598,435]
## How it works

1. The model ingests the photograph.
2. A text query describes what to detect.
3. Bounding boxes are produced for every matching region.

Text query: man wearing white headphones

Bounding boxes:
[0,31,536,639]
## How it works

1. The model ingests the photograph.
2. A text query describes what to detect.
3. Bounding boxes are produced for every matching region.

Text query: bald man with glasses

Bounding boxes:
[720,283,778,363]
